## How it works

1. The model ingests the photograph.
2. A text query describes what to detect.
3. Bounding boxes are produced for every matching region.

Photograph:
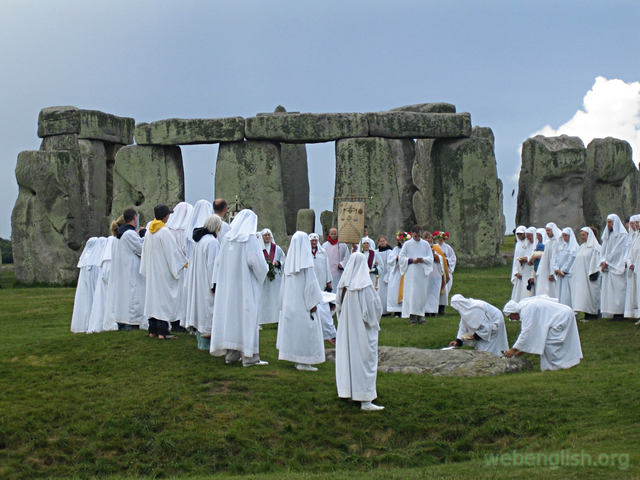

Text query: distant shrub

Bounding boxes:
[0,238,12,264]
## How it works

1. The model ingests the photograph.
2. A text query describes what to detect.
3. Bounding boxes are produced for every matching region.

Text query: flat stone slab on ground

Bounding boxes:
[38,106,134,144]
[325,346,532,377]
[134,117,245,145]
[245,112,369,143]
[367,111,471,138]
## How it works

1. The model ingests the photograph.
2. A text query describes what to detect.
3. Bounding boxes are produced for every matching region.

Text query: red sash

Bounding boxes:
[263,243,276,263]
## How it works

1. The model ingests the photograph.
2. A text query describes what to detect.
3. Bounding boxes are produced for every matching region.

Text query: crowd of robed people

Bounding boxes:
[69,199,592,412]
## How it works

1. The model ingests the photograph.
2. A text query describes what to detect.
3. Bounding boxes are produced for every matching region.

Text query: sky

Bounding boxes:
[1,0,639,240]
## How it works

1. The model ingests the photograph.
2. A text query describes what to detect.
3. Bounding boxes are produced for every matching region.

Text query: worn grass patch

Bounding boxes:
[0,265,638,479]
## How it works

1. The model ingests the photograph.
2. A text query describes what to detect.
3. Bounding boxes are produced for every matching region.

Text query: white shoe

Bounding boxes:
[361,402,385,411]
[295,363,318,371]
[243,360,269,367]
[635,319,640,325]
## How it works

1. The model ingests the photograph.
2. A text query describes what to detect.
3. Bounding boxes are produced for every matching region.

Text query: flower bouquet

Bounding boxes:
[266,259,276,282]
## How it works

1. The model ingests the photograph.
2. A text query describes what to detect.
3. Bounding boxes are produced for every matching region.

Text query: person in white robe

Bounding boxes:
[535,222,564,297]
[624,215,640,319]
[399,226,434,324]
[386,232,410,316]
[70,237,105,333]
[423,232,443,317]
[140,204,189,339]
[510,226,532,302]
[210,209,270,366]
[503,295,583,372]
[184,200,214,259]
[276,232,324,371]
[258,228,286,325]
[449,294,509,357]
[86,235,116,333]
[356,226,377,251]
[375,235,393,316]
[104,208,147,330]
[599,213,629,319]
[166,201,192,330]
[310,233,336,344]
[183,215,221,350]
[335,252,384,411]
[213,198,231,242]
[436,232,456,313]
[166,202,193,253]
[553,227,578,308]
[360,239,383,289]
[571,227,602,320]
[322,228,350,288]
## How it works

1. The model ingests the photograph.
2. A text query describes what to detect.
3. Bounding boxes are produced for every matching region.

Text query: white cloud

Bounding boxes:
[532,76,640,164]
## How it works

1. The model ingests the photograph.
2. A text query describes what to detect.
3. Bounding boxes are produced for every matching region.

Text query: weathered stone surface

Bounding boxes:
[256,105,300,116]
[320,210,333,238]
[412,138,437,232]
[112,145,185,227]
[414,127,504,266]
[334,137,416,241]
[389,102,456,114]
[280,141,309,235]
[622,169,640,223]
[78,140,109,237]
[583,137,636,228]
[325,346,532,377]
[38,106,134,144]
[134,117,245,145]
[245,113,369,143]
[516,135,587,231]
[366,111,471,139]
[215,141,288,245]
[11,150,85,284]
[296,209,315,234]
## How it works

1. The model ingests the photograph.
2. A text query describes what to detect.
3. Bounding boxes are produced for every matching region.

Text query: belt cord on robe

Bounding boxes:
[398,275,405,303]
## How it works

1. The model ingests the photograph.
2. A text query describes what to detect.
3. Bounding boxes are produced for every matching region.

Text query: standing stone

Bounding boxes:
[296,209,315,234]
[334,137,416,241]
[622,169,640,223]
[415,127,503,266]
[516,135,587,231]
[268,107,310,235]
[583,137,636,228]
[112,145,185,227]
[412,138,438,232]
[215,141,288,245]
[320,210,333,239]
[11,150,85,284]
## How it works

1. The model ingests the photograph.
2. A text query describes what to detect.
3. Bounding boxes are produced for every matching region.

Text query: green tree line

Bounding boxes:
[0,237,13,264]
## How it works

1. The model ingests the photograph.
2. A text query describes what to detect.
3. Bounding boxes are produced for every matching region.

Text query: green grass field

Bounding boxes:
[1,265,639,479]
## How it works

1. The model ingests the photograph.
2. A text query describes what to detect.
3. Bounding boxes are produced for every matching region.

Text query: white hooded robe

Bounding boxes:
[183,232,220,335]
[399,238,434,317]
[140,223,188,322]
[104,228,147,327]
[571,227,601,315]
[451,294,509,357]
[335,252,383,402]
[70,238,105,333]
[276,232,324,365]
[210,210,269,358]
[508,296,583,372]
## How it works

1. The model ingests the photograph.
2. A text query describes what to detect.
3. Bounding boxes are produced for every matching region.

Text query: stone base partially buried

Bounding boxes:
[325,346,532,377]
